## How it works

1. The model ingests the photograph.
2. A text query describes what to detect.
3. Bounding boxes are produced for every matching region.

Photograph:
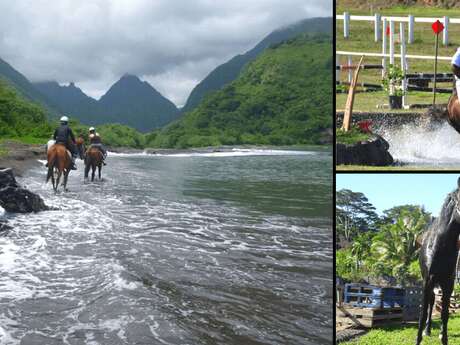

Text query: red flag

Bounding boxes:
[432,20,444,34]
[386,26,390,36]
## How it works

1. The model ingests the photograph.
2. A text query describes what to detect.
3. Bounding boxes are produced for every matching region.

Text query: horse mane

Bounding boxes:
[436,191,457,230]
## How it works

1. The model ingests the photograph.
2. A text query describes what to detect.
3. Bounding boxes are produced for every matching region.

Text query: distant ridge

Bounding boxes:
[181,17,332,113]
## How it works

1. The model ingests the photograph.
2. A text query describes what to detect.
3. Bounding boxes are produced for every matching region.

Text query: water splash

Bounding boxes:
[379,122,460,165]
[108,148,316,158]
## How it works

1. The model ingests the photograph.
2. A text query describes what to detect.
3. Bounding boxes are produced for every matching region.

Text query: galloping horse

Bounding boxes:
[447,90,460,135]
[46,139,85,192]
[84,145,103,181]
[416,178,460,345]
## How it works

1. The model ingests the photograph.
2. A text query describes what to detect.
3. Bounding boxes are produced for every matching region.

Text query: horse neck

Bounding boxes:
[435,215,460,251]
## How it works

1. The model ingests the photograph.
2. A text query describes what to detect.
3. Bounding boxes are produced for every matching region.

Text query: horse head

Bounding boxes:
[76,136,86,160]
[416,177,460,345]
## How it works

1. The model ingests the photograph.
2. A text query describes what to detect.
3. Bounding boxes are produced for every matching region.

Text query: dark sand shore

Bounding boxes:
[0,141,46,176]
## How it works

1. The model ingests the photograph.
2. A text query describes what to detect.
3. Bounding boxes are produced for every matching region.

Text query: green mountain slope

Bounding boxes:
[34,75,180,132]
[97,74,180,131]
[181,17,332,114]
[0,79,53,141]
[0,57,58,116]
[33,81,99,124]
[151,33,332,148]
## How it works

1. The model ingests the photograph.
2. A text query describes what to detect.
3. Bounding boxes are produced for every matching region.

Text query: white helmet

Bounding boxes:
[60,116,69,123]
[89,127,95,132]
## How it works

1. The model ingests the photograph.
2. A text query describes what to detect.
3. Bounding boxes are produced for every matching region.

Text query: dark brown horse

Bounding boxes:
[84,146,103,181]
[416,178,460,345]
[447,90,460,135]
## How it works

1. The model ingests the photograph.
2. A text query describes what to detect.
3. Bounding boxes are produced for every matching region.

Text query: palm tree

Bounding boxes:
[371,207,430,285]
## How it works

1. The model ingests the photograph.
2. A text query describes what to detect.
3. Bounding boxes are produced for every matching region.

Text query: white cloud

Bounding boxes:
[0,0,331,106]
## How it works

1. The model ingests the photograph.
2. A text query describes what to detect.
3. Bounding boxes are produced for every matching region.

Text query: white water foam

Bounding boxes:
[379,122,460,164]
[108,148,315,158]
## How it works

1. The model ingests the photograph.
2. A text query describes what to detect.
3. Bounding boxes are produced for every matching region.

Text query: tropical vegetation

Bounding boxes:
[153,33,332,148]
[336,188,431,285]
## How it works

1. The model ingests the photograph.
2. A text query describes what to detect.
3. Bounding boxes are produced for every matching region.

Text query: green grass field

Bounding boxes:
[342,315,460,345]
[336,3,459,111]
[336,90,451,112]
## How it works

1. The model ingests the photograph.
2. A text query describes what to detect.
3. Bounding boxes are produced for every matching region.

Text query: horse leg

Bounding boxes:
[63,170,70,192]
[84,161,90,180]
[91,164,95,182]
[439,283,453,345]
[56,170,62,191]
[424,290,435,336]
[417,277,434,345]
[98,164,101,180]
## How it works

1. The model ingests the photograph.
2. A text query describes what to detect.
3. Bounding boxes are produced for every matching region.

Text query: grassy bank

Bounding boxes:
[342,315,460,344]
[336,90,451,113]
[336,3,457,110]
[336,127,372,144]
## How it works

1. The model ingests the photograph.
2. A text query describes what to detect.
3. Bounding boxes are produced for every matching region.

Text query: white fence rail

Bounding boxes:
[336,51,452,61]
[336,13,457,45]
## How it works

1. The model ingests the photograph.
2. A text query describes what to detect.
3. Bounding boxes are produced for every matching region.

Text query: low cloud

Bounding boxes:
[0,0,331,106]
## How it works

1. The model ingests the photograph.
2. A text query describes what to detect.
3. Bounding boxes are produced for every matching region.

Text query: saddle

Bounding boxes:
[47,140,72,159]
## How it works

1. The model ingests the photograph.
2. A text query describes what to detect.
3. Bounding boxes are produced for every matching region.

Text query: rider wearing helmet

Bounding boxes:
[52,116,77,170]
[88,127,107,165]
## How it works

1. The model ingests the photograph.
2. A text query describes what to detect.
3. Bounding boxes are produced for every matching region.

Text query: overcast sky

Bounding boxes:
[0,0,331,107]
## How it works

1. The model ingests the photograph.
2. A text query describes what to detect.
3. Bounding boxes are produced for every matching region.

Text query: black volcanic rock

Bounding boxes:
[336,135,394,166]
[0,168,49,213]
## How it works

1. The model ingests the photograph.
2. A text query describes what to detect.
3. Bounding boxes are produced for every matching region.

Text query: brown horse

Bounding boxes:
[447,90,460,134]
[46,144,72,192]
[84,146,103,181]
[46,139,85,192]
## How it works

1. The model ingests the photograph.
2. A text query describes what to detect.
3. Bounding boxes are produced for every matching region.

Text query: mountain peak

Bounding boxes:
[120,74,141,82]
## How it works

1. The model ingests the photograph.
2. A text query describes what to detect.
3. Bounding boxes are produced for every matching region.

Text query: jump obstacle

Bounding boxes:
[336,15,454,108]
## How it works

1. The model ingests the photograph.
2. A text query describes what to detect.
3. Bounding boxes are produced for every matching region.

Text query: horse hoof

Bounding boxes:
[423,330,430,336]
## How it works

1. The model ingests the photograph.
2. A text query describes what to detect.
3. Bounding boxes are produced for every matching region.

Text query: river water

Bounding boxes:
[0,148,332,345]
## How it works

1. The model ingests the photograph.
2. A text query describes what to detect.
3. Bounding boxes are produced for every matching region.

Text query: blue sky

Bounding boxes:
[336,174,460,216]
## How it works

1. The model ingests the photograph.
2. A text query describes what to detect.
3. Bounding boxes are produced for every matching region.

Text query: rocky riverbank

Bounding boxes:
[0,140,46,176]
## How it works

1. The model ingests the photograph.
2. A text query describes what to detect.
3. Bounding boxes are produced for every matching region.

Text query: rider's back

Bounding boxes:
[54,125,72,144]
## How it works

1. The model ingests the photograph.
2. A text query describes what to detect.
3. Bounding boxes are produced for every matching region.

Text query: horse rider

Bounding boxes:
[88,127,107,165]
[451,47,460,96]
[46,116,77,170]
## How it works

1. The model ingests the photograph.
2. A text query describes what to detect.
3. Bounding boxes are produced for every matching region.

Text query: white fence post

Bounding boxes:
[443,16,449,46]
[344,12,350,38]
[375,13,381,42]
[382,18,387,78]
[400,23,408,108]
[408,15,414,44]
[389,20,395,65]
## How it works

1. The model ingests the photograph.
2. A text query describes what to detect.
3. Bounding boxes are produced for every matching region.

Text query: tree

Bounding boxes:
[381,204,429,225]
[336,189,379,243]
[370,207,430,285]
